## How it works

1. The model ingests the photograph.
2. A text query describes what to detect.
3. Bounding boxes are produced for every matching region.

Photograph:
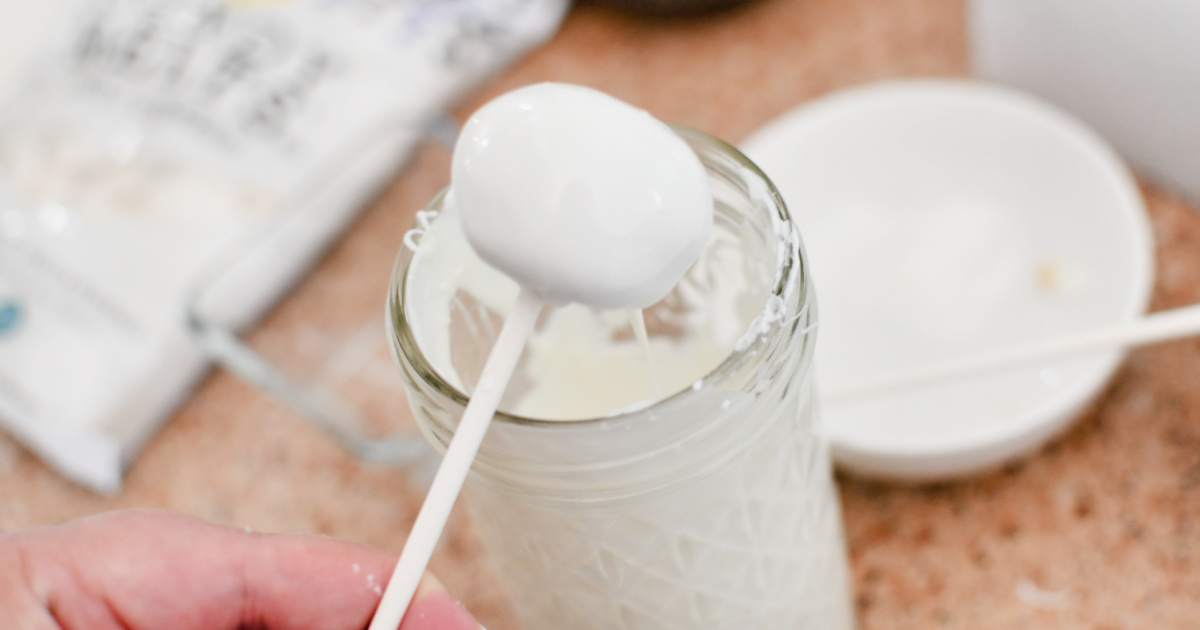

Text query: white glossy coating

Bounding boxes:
[451,82,713,309]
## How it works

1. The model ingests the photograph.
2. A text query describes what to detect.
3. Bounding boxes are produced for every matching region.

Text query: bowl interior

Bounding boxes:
[741,80,1154,478]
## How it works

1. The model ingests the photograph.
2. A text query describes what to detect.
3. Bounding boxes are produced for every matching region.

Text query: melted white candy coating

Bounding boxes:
[450,82,713,309]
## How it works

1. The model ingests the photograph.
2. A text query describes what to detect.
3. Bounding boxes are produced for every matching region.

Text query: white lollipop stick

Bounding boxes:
[368,287,543,630]
[370,82,713,629]
[824,302,1200,405]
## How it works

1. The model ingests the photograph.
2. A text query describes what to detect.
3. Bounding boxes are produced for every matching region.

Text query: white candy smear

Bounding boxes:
[451,82,713,309]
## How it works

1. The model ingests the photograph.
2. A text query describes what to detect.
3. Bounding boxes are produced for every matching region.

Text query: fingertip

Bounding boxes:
[399,578,480,630]
[410,572,446,601]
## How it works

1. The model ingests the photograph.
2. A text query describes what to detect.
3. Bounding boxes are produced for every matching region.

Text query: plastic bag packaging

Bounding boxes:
[0,0,568,493]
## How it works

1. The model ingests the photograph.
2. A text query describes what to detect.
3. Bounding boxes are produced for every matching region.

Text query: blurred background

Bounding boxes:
[1,1,1199,628]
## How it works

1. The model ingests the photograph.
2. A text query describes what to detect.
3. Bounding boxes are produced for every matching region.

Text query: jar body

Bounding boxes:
[468,376,851,629]
[390,128,854,629]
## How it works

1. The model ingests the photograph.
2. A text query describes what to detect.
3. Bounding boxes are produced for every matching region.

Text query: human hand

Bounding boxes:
[0,510,480,630]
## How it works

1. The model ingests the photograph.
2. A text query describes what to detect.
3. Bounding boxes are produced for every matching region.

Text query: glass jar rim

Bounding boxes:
[386,125,810,431]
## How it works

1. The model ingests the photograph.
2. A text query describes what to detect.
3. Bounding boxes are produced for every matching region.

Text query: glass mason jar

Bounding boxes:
[388,127,854,629]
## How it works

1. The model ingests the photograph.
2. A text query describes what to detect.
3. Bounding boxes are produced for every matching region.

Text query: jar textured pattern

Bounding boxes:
[390,127,855,630]
[467,380,853,629]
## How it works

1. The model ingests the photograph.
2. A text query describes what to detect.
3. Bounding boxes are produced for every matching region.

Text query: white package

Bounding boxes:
[0,0,567,493]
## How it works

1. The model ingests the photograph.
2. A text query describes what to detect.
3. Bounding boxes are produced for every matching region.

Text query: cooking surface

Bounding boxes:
[2,1,1199,628]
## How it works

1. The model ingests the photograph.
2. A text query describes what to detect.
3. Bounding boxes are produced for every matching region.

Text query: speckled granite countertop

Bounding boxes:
[3,1,1199,628]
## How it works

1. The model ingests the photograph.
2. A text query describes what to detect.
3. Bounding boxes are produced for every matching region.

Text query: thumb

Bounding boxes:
[399,575,482,630]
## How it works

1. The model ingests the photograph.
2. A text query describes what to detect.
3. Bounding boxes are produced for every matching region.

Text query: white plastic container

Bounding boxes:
[970,0,1200,205]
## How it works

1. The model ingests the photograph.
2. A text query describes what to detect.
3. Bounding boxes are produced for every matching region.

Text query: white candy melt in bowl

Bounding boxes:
[741,80,1154,481]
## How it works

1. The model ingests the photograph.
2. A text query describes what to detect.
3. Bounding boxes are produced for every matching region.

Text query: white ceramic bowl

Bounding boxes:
[741,80,1154,481]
